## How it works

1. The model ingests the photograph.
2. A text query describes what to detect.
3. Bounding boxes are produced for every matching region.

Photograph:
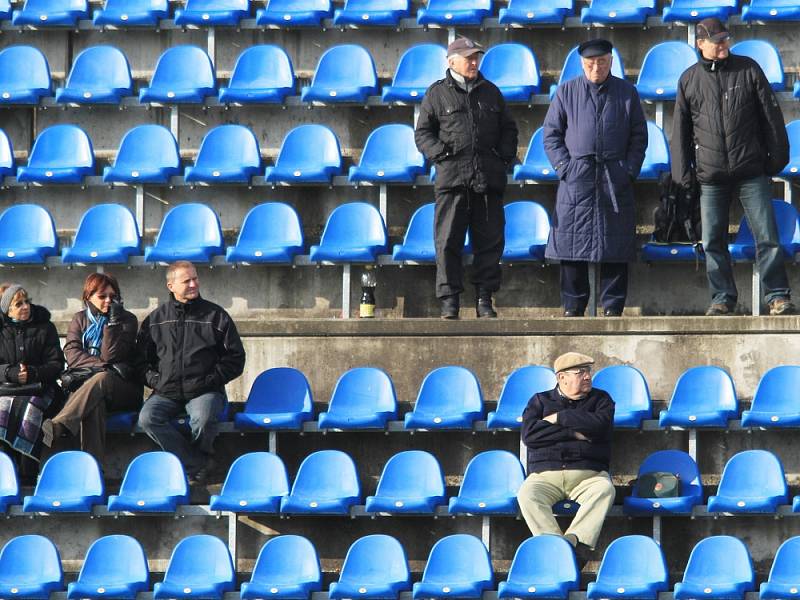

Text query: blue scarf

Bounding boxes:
[82,307,107,356]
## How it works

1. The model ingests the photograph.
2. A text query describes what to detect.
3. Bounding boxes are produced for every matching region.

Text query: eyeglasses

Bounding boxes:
[562,367,592,376]
[94,293,117,301]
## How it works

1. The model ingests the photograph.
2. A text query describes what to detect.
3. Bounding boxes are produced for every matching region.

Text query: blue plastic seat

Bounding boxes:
[209,452,290,512]
[636,42,697,100]
[0,453,19,512]
[93,0,169,25]
[55,46,132,104]
[12,0,89,25]
[0,204,58,264]
[255,0,331,26]
[480,44,540,102]
[319,367,398,429]
[154,535,235,600]
[0,0,9,19]
[581,0,655,23]
[382,45,446,104]
[330,535,411,599]
[67,535,149,600]
[639,122,670,180]
[309,202,387,263]
[184,124,260,184]
[334,0,409,25]
[674,537,755,600]
[219,45,295,104]
[760,537,800,599]
[226,203,304,264]
[502,201,550,261]
[781,120,800,177]
[592,365,652,428]
[392,203,471,262]
[174,0,248,25]
[265,124,342,184]
[659,365,738,428]
[731,40,784,90]
[741,0,800,20]
[663,0,738,20]
[487,365,556,429]
[349,124,426,183]
[707,450,788,513]
[144,203,223,263]
[241,536,322,600]
[549,46,625,99]
[417,0,491,24]
[729,200,800,260]
[413,535,493,600]
[280,450,361,514]
[23,451,105,513]
[0,130,13,179]
[498,0,573,24]
[103,125,180,185]
[0,535,63,599]
[448,450,524,515]
[587,536,668,600]
[0,46,50,105]
[62,204,140,264]
[513,128,557,181]
[139,46,216,104]
[498,536,579,599]
[17,124,94,184]
[405,366,484,429]
[623,450,702,515]
[301,45,378,104]
[234,367,313,430]
[108,451,189,512]
[742,366,800,427]
[365,451,446,513]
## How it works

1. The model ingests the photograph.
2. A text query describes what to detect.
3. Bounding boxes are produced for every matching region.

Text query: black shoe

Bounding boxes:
[440,295,460,319]
[563,309,584,317]
[705,302,735,316]
[188,458,216,486]
[603,308,623,317]
[574,541,593,571]
[476,289,497,318]
[769,297,796,315]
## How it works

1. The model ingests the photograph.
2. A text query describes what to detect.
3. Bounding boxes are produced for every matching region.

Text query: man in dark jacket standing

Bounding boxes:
[415,37,518,319]
[517,352,615,568]
[671,18,794,316]
[544,39,647,317]
[137,261,246,483]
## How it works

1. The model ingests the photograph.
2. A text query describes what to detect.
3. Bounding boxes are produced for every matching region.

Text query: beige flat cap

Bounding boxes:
[553,352,595,373]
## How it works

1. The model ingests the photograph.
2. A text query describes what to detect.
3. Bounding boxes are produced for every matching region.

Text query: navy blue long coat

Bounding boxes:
[543,74,647,262]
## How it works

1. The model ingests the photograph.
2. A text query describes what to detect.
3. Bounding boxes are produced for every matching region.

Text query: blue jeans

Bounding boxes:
[700,175,790,306]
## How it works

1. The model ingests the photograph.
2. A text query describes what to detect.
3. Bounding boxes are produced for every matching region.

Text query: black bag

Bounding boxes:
[653,172,702,247]
[0,382,44,396]
[634,471,680,498]
[60,367,104,394]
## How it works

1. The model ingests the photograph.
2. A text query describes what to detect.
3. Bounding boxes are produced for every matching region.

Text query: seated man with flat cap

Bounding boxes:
[516,352,616,568]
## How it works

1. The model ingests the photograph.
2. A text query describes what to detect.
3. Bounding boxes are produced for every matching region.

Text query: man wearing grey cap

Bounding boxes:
[415,36,518,320]
[517,351,615,569]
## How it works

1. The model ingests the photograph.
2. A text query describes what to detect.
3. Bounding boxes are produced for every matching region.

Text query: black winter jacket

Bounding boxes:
[137,295,245,403]
[671,54,789,186]
[521,386,614,474]
[414,70,518,192]
[0,305,64,388]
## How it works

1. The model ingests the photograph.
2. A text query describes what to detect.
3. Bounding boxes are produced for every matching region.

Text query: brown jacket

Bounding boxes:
[64,308,140,370]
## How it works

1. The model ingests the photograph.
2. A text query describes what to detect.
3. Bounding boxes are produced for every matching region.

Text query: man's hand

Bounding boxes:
[574,431,589,441]
[17,364,28,384]
[543,413,558,424]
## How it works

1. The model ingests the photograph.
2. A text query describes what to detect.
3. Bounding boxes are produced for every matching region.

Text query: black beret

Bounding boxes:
[578,39,613,58]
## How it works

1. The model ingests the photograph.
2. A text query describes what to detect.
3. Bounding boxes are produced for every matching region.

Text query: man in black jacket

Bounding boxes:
[671,17,794,316]
[414,37,518,319]
[137,261,246,483]
[517,352,615,568]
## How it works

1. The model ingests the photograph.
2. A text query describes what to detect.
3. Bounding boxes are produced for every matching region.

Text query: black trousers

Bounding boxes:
[434,187,505,299]
[560,261,628,312]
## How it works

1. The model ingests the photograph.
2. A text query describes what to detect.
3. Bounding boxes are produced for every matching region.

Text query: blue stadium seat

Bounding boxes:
[234,367,313,430]
[729,200,800,260]
[392,203,471,262]
[382,44,447,103]
[241,536,322,600]
[760,537,800,599]
[581,0,655,23]
[659,365,738,428]
[0,46,50,105]
[365,450,446,514]
[209,452,289,512]
[742,366,800,427]
[184,124,261,184]
[174,0,249,25]
[108,451,189,512]
[636,42,697,100]
[62,204,140,264]
[480,44,540,102]
[301,45,378,104]
[0,0,9,19]
[330,536,411,600]
[662,0,738,20]
[0,535,63,599]
[218,45,295,104]
[781,120,800,177]
[334,0,410,25]
[0,204,58,264]
[448,450,524,515]
[487,365,556,429]
[498,536,579,599]
[741,0,800,20]
[498,0,573,24]
[55,46,132,104]
[707,450,788,513]
[139,46,216,104]
[673,537,755,600]
[731,40,784,90]
[592,365,652,428]
[0,130,13,179]
[67,535,149,600]
[513,128,557,181]
[348,124,426,183]
[154,536,235,600]
[265,124,342,184]
[0,453,19,512]
[17,124,94,184]
[93,0,169,25]
[309,202,387,263]
[226,203,304,264]
[12,0,89,25]
[103,125,180,184]
[417,0,491,24]
[318,367,398,429]
[23,451,105,513]
[280,450,361,514]
[549,46,625,99]
[405,366,484,429]
[639,122,670,180]
[144,203,223,263]
[503,201,550,261]
[587,536,668,600]
[413,535,493,600]
[255,0,331,26]
[623,450,702,515]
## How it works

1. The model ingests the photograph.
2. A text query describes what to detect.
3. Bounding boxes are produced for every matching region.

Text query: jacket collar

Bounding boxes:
[700,54,729,72]
[444,69,485,92]
[170,293,202,311]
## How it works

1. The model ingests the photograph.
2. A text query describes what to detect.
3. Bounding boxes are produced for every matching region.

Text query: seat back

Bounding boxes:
[274,124,341,171]
[78,535,149,586]
[751,365,800,414]
[290,450,360,500]
[426,0,491,10]
[520,128,552,175]
[0,204,57,251]
[0,45,50,91]
[507,536,578,584]
[786,120,800,174]
[113,124,180,172]
[683,536,754,587]
[194,124,260,169]
[164,535,234,585]
[642,121,670,175]
[731,40,784,89]
[374,451,445,499]
[636,42,697,94]
[229,45,294,90]
[494,365,556,423]
[732,200,800,256]
[266,0,328,11]
[34,451,104,498]
[480,43,540,89]
[592,365,651,415]
[244,367,312,415]
[220,452,290,498]
[504,201,550,247]
[152,203,223,251]
[310,45,377,89]
[101,0,169,13]
[390,44,447,89]
[0,453,17,499]
[21,0,86,12]
[414,365,483,416]
[328,367,397,417]
[0,535,62,585]
[236,203,304,250]
[0,130,12,172]
[65,45,131,90]
[635,450,702,499]
[340,535,410,586]
[458,451,524,499]
[667,365,737,414]
[251,535,321,585]
[318,203,387,249]
[73,203,140,250]
[359,124,424,171]
[768,537,800,584]
[184,0,247,10]
[118,452,187,497]
[717,450,787,499]
[29,124,93,168]
[596,535,668,585]
[150,45,215,91]
[557,45,624,86]
[422,535,493,584]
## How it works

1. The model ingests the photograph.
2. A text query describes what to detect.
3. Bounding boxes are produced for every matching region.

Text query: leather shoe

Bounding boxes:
[603,308,623,317]
[440,295,460,319]
[563,309,584,317]
[476,289,497,318]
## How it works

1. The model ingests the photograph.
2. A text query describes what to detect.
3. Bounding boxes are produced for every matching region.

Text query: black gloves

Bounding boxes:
[108,299,125,325]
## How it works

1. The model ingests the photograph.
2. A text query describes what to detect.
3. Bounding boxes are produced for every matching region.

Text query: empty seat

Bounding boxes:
[93,0,169,25]
[0,0,9,18]
[405,366,484,429]
[309,202,387,263]
[0,535,63,598]
[663,0,737,20]
[365,450,446,513]
[264,124,342,184]
[0,453,19,512]
[348,124,426,183]
[383,44,447,104]
[330,535,411,599]
[413,535,493,599]
[0,46,50,105]
[729,200,800,260]
[226,203,304,264]
[673,537,755,600]
[62,204,140,264]
[108,451,189,512]
[280,450,361,514]
[174,0,249,25]
[592,365,652,428]
[503,201,550,261]
[0,204,58,264]
[487,365,556,429]
[144,203,223,263]
[498,536,579,599]
[154,535,235,600]
[498,0,573,24]
[241,536,322,600]
[731,40,784,91]
[513,128,558,181]
[707,450,788,513]
[17,124,94,184]
[639,122,670,180]
[301,45,378,104]
[587,535,668,600]
[741,0,800,20]
[67,535,149,600]
[549,46,625,99]
[781,120,800,177]
[209,452,290,512]
[760,537,800,599]
[55,46,132,104]
[139,46,216,104]
[255,0,331,26]
[581,0,655,23]
[417,0,491,24]
[23,451,105,513]
[392,203,471,262]
[218,45,295,104]
[659,365,738,427]
[448,450,524,515]
[318,367,398,429]
[103,125,181,184]
[12,0,89,25]
[480,44,540,102]
[334,0,410,25]
[742,366,800,427]
[623,450,702,515]
[184,124,261,184]
[0,130,13,179]
[636,42,697,100]
[234,367,313,429]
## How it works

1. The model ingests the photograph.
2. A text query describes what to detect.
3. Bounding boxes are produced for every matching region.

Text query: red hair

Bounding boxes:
[82,273,121,305]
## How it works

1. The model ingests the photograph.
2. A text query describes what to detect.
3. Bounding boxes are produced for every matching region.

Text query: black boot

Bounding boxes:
[476,288,497,318]
[440,295,460,319]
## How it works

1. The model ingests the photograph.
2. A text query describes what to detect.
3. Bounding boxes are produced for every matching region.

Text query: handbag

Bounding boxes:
[634,472,680,498]
[0,382,44,396]
[60,367,104,394]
